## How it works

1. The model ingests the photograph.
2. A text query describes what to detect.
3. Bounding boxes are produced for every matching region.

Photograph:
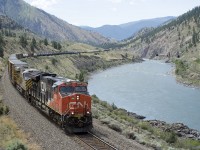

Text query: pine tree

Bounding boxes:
[44,38,48,46]
[192,27,198,46]
[30,43,34,52]
[32,37,36,47]
[19,35,28,48]
[57,43,62,50]
[30,37,36,51]
[0,34,5,46]
[0,45,4,58]
[79,72,84,82]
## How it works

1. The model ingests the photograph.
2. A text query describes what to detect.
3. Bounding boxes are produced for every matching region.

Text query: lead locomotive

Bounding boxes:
[8,53,92,133]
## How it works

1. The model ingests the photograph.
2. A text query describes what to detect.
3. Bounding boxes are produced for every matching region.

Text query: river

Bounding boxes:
[88,60,200,131]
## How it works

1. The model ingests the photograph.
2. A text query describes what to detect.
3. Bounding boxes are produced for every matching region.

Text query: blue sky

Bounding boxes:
[24,0,200,27]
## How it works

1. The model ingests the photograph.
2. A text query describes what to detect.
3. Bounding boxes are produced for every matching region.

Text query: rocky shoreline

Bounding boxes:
[124,108,200,141]
[147,120,200,141]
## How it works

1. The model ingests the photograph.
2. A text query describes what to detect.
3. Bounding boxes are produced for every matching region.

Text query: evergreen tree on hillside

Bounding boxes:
[0,45,4,58]
[30,37,37,51]
[192,27,198,46]
[19,35,28,48]
[44,38,48,46]
[51,41,62,50]
[0,34,4,57]
[32,37,36,47]
[0,34,5,47]
[57,43,62,50]
[79,72,84,82]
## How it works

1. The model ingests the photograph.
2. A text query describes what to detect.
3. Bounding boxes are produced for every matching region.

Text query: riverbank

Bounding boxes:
[91,95,200,149]
[169,58,200,88]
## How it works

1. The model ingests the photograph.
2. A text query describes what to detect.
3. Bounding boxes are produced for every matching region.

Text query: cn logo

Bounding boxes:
[69,102,83,109]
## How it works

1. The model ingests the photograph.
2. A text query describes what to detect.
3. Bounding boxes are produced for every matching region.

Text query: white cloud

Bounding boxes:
[129,0,136,5]
[129,0,146,5]
[108,0,123,3]
[29,0,62,10]
[112,7,118,11]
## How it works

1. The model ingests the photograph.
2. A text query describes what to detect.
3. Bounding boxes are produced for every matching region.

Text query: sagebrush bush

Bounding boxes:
[6,140,27,150]
[100,118,111,125]
[92,95,100,104]
[162,132,177,144]
[108,123,122,133]
[138,122,154,133]
[123,130,136,140]
[0,103,9,115]
[92,110,99,119]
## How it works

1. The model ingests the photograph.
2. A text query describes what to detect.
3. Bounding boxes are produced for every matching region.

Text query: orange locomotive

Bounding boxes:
[8,54,93,133]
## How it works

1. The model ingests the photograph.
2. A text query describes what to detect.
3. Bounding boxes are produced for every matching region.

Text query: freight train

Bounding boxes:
[8,53,93,133]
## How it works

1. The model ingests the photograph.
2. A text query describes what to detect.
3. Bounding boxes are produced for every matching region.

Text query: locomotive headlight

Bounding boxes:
[71,111,74,115]
[76,95,80,100]
[87,111,90,114]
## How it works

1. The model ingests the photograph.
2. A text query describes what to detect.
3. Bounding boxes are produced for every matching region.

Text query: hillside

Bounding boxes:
[116,6,200,87]
[81,16,175,41]
[0,0,111,45]
[1,14,200,150]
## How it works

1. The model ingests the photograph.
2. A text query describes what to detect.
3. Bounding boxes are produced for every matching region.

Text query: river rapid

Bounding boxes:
[88,60,200,131]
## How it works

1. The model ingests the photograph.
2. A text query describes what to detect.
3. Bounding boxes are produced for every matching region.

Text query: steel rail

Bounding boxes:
[76,131,118,150]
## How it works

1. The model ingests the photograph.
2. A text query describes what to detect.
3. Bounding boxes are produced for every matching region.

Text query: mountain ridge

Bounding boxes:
[81,16,175,41]
[0,0,110,45]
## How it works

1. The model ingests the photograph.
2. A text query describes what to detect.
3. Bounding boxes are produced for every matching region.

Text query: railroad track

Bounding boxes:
[76,132,118,150]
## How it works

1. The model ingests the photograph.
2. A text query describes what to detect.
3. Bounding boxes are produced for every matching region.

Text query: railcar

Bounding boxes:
[8,54,93,133]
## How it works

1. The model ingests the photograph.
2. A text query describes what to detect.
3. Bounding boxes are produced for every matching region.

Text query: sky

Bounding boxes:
[24,0,200,27]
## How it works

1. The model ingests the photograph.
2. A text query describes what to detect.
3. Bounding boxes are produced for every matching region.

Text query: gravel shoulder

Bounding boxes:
[92,119,151,150]
[2,70,149,150]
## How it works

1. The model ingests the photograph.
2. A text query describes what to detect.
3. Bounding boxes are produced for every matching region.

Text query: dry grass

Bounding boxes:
[0,116,41,150]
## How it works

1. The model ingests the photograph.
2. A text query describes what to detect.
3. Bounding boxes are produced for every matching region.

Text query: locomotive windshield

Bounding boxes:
[59,86,88,96]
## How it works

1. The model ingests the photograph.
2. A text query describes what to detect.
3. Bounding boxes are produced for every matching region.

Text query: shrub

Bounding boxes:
[175,60,188,75]
[138,122,154,133]
[100,118,111,125]
[91,95,100,104]
[92,109,99,119]
[45,65,49,70]
[100,101,108,108]
[161,132,177,144]
[108,123,122,132]
[195,58,200,64]
[51,58,58,65]
[6,140,27,150]
[166,132,177,144]
[111,102,117,110]
[124,130,136,140]
[0,103,9,115]
[138,122,149,130]
[176,138,200,149]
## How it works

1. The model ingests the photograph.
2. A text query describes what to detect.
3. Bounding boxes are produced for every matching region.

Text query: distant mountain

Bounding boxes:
[0,0,110,45]
[81,16,175,41]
